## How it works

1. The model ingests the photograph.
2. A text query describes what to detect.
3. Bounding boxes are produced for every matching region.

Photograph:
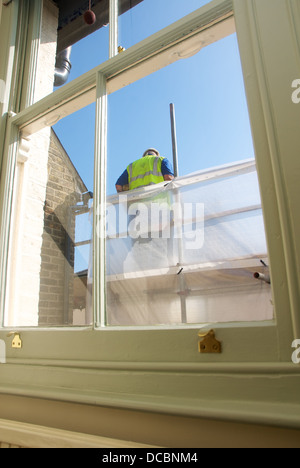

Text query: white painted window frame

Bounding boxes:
[0,0,300,428]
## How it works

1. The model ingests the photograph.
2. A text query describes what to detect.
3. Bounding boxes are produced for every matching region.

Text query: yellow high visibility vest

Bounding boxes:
[127,156,165,190]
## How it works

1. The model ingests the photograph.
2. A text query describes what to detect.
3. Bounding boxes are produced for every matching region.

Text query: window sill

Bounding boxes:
[0,353,300,429]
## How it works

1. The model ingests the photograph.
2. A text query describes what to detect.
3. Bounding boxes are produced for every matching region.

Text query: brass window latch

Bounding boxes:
[198,329,221,354]
[7,332,22,349]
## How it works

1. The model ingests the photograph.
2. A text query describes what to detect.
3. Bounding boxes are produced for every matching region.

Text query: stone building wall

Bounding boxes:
[38,130,87,326]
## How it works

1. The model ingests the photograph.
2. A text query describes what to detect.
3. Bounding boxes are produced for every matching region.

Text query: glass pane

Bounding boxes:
[105,163,272,326]
[56,27,109,86]
[4,107,94,327]
[119,0,213,49]
[107,33,254,194]
[37,1,112,98]
[105,28,273,326]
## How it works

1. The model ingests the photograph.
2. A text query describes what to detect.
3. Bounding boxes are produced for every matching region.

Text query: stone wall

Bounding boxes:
[39,130,87,326]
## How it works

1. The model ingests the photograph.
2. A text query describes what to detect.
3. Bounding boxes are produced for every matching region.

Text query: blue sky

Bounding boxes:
[53,0,255,196]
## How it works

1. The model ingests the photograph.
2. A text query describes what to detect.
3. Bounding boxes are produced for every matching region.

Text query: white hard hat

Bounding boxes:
[142,148,160,157]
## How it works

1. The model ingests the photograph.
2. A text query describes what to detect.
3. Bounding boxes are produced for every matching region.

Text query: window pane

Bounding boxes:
[119,0,213,49]
[106,30,273,326]
[4,107,94,327]
[107,33,254,194]
[57,27,109,86]
[52,13,109,92]
[45,1,154,97]
[105,164,273,326]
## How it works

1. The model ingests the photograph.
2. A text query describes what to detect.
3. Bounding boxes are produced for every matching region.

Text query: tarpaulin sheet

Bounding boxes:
[90,160,273,326]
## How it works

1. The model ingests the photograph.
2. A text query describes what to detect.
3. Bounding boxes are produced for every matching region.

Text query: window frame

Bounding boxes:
[0,0,300,428]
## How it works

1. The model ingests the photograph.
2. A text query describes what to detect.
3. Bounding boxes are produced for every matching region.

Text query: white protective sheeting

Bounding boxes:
[96,160,273,326]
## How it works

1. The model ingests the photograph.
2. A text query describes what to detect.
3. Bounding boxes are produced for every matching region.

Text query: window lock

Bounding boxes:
[198,329,221,354]
[7,332,22,349]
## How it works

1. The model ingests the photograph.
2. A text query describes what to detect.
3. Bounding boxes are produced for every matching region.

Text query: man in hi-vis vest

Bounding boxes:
[114,149,175,276]
[115,148,174,193]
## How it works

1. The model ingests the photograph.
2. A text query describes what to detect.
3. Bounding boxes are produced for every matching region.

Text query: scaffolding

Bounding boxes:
[83,159,273,326]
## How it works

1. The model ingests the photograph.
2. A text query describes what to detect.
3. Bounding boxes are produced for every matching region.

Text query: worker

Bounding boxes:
[115,149,175,274]
[115,148,174,193]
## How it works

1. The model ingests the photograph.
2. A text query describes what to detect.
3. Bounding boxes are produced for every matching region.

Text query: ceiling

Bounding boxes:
[53,0,144,53]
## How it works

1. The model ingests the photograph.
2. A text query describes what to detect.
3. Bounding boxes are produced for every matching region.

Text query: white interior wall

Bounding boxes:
[5,0,58,326]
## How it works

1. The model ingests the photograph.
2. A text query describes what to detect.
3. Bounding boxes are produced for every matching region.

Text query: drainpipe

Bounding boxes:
[54,47,72,87]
